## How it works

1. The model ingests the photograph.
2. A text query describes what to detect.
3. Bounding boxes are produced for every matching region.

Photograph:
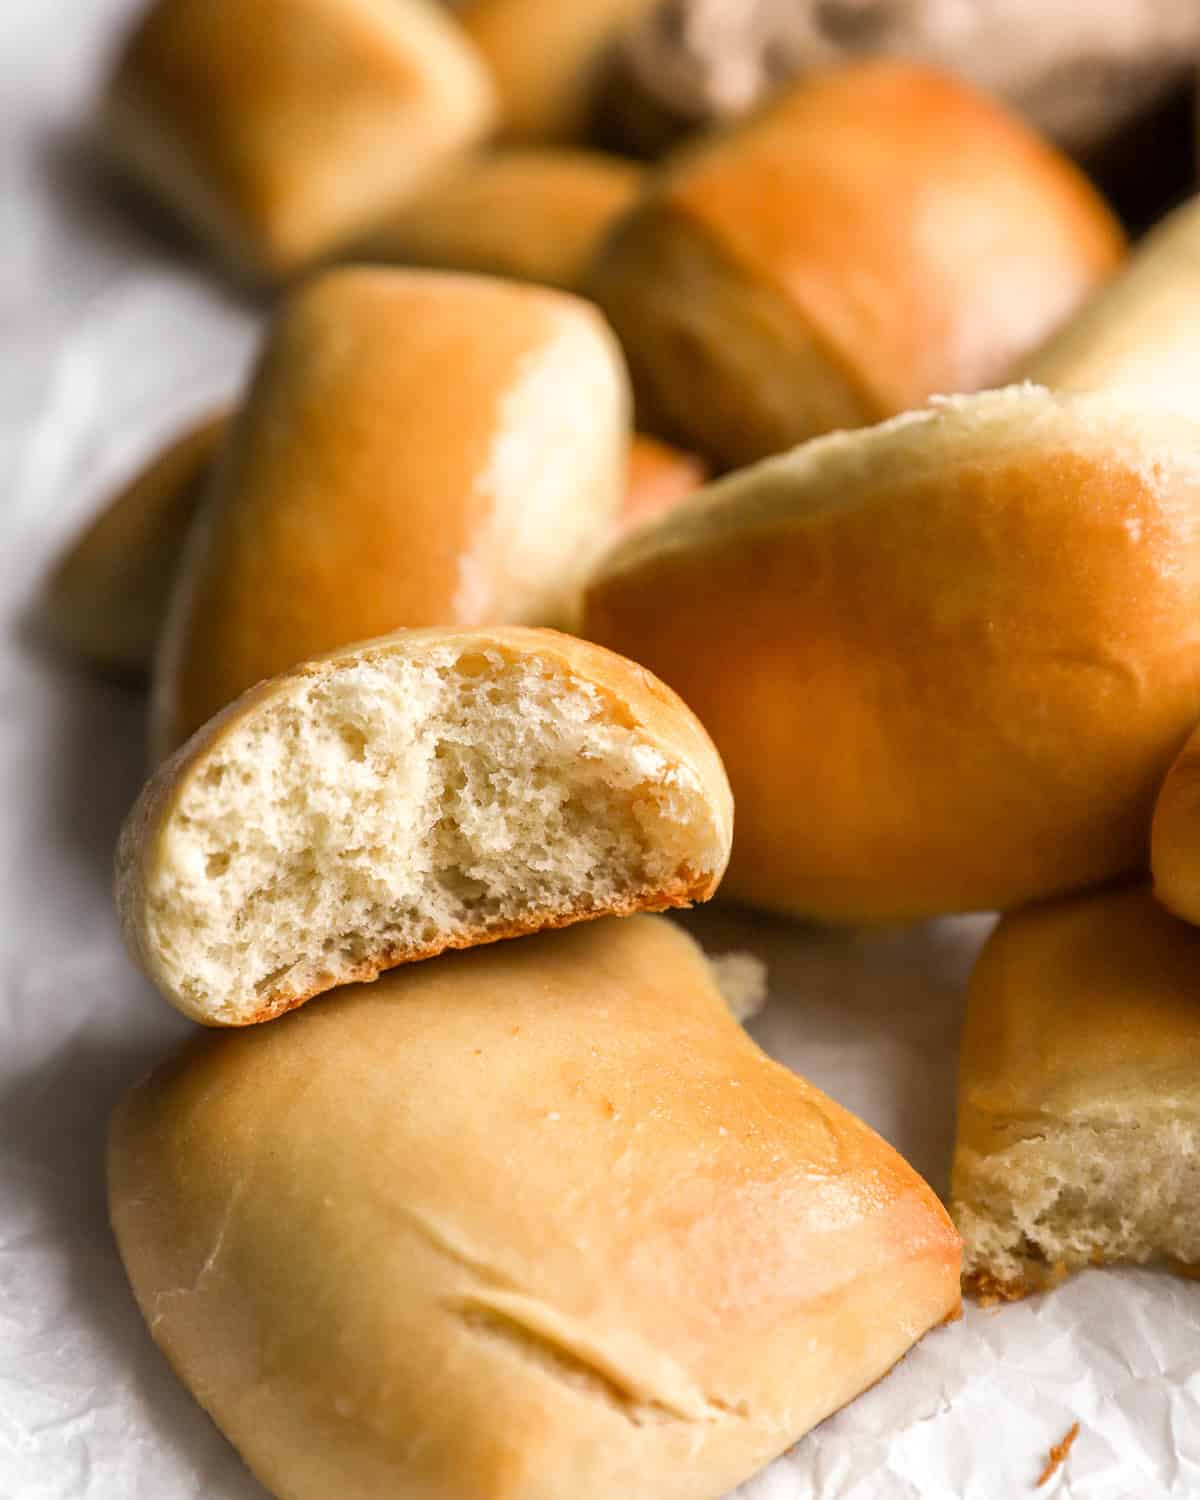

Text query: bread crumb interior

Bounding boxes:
[956,1114,1200,1289]
[148,645,711,1021]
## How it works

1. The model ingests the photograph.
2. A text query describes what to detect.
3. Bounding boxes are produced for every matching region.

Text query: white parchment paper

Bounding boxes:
[2,4,1198,1496]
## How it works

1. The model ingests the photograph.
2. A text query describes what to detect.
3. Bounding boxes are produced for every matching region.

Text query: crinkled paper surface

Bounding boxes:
[1,4,1197,1496]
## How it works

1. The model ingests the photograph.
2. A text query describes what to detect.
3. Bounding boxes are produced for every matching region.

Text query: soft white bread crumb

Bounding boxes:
[706,951,768,1024]
[956,1116,1200,1293]
[116,626,732,1026]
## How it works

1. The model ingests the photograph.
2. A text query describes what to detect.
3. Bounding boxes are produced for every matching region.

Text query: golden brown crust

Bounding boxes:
[584,387,1200,921]
[963,1255,1200,1304]
[40,404,682,694]
[458,0,660,143]
[621,434,708,533]
[1016,193,1200,398]
[40,411,228,675]
[102,0,495,280]
[120,625,734,1025]
[151,269,630,758]
[108,915,961,1500]
[961,1266,1066,1306]
[586,62,1125,466]
[354,148,644,291]
[1151,719,1200,925]
[588,198,876,464]
[954,886,1200,1137]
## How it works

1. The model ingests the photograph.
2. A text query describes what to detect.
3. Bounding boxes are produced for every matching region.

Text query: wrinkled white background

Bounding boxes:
[2,4,1198,1497]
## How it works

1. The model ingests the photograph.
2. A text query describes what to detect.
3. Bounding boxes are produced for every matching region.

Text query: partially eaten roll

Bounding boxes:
[117,626,733,1026]
[951,885,1200,1300]
[109,915,960,1500]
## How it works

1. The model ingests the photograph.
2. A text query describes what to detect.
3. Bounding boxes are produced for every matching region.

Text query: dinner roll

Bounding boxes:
[1016,192,1200,405]
[951,885,1200,1300]
[354,148,644,290]
[102,0,495,281]
[1151,720,1200,926]
[621,433,707,532]
[583,386,1200,922]
[42,418,681,680]
[458,0,659,142]
[604,0,1200,158]
[40,410,226,676]
[586,62,1125,467]
[120,626,732,1026]
[152,268,629,757]
[109,916,961,1499]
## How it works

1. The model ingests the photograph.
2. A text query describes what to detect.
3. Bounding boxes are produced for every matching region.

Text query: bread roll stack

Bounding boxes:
[94,244,965,1491]
[586,62,1125,466]
[88,1,1200,1473]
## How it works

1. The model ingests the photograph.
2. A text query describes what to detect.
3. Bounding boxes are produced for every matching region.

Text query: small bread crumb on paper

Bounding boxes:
[708,951,768,1023]
[1036,1421,1080,1487]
